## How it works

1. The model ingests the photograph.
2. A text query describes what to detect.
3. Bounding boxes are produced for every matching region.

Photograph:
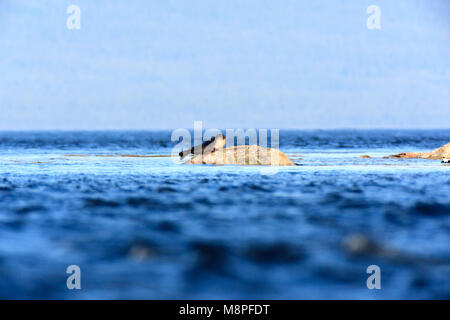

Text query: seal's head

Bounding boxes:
[179,133,227,160]
[213,134,226,151]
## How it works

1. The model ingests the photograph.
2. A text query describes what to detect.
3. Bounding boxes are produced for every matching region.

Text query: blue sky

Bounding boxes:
[0,0,449,130]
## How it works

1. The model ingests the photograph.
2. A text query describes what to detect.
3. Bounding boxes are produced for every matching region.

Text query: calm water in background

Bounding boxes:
[0,130,449,299]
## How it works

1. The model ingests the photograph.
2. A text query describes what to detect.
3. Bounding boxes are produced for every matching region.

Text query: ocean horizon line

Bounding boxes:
[0,128,450,132]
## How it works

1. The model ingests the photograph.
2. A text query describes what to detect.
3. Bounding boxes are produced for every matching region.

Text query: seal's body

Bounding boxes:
[179,134,226,160]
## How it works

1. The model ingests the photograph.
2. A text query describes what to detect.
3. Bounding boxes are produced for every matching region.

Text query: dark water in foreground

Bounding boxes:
[0,130,449,299]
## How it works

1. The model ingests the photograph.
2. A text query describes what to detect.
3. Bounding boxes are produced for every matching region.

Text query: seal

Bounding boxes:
[179,134,226,160]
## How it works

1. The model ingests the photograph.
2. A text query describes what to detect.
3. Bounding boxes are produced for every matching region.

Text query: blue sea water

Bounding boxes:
[0,130,449,299]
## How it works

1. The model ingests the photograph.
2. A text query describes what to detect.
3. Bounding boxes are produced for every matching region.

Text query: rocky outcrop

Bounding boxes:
[387,142,450,160]
[188,145,295,166]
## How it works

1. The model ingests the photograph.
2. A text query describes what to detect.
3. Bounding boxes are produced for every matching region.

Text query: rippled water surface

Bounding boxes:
[0,130,449,299]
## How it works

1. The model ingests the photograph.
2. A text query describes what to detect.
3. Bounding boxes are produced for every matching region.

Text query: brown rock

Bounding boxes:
[387,142,450,160]
[360,155,371,158]
[188,145,295,166]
